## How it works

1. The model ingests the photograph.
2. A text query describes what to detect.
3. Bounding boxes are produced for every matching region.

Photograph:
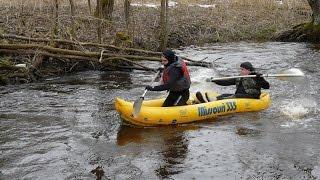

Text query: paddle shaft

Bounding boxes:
[140,70,161,98]
[174,95,182,106]
[140,89,148,99]
[210,73,304,81]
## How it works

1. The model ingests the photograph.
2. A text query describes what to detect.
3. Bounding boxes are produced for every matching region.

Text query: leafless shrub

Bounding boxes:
[0,0,311,50]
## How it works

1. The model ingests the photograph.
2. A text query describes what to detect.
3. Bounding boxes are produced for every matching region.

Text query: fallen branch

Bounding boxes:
[0,43,209,67]
[0,34,212,67]
[0,43,160,61]
[0,34,161,56]
[101,57,156,72]
[0,49,155,72]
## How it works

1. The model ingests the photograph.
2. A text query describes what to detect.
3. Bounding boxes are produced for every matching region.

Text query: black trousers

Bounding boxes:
[162,89,190,107]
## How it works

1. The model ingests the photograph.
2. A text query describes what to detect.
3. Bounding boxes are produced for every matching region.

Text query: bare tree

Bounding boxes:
[51,0,59,45]
[96,0,114,20]
[307,0,320,25]
[124,0,131,30]
[103,0,114,20]
[97,0,103,43]
[274,0,320,42]
[159,0,168,51]
[88,0,92,15]
[69,0,76,39]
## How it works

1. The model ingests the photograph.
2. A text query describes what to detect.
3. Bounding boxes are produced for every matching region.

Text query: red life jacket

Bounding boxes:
[162,58,191,91]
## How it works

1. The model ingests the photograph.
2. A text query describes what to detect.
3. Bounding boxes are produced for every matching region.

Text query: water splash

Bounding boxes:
[280,98,317,120]
[280,73,317,120]
[311,166,320,179]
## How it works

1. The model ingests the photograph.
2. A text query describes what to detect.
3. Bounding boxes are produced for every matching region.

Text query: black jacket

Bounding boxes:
[151,59,190,92]
[213,73,270,98]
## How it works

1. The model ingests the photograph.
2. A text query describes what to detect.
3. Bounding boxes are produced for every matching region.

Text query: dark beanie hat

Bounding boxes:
[240,62,255,71]
[162,49,176,62]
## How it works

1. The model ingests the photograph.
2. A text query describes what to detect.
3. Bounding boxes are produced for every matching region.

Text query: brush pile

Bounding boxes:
[0,0,310,85]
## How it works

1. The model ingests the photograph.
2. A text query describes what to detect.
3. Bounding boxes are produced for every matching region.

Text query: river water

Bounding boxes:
[0,42,319,180]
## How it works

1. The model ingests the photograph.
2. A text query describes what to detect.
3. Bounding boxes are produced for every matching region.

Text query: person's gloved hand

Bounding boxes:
[157,67,164,72]
[145,85,154,91]
[256,73,263,78]
[205,77,212,82]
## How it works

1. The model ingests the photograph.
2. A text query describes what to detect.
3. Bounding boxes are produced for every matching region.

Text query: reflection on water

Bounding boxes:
[117,125,198,179]
[117,125,145,146]
[155,130,188,179]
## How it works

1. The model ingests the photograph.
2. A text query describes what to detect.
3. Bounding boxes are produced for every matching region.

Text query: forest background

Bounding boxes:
[0,0,312,50]
[0,0,315,85]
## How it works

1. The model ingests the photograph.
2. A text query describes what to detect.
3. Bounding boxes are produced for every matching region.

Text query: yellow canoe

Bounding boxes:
[114,92,270,126]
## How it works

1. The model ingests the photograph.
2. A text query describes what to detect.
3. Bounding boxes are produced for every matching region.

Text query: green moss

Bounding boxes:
[253,25,277,41]
[302,23,320,41]
[112,31,132,47]
[0,56,14,69]
[303,23,320,32]
[0,75,8,86]
[115,31,131,42]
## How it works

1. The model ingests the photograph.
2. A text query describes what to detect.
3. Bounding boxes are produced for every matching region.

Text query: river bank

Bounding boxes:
[0,0,311,49]
[0,0,312,86]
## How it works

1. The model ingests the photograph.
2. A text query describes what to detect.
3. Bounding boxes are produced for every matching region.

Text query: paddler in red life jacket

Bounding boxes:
[145,49,191,107]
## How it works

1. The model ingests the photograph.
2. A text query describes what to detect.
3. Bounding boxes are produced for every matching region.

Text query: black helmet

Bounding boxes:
[162,49,176,63]
[240,62,255,71]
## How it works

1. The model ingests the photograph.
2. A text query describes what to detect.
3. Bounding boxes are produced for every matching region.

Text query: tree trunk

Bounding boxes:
[96,0,114,20]
[273,0,320,42]
[52,0,59,37]
[51,0,59,44]
[88,0,92,15]
[159,0,168,51]
[69,0,76,39]
[164,0,169,48]
[307,0,320,25]
[97,0,103,43]
[124,0,131,30]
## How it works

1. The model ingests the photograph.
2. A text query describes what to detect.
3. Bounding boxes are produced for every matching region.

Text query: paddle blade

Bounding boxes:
[132,97,143,118]
[281,68,304,76]
[275,68,305,82]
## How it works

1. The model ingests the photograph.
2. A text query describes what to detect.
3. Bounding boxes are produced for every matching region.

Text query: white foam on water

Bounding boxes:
[281,97,317,119]
[312,166,320,179]
[280,117,315,128]
[189,68,217,92]
[281,103,310,119]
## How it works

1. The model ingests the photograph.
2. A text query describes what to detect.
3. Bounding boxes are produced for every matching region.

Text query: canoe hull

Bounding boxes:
[115,92,270,126]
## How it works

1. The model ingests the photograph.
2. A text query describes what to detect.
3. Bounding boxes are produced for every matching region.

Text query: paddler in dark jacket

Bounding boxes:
[196,62,270,102]
[146,49,191,107]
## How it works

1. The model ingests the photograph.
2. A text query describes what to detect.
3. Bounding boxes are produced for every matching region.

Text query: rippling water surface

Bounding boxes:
[1,42,320,179]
